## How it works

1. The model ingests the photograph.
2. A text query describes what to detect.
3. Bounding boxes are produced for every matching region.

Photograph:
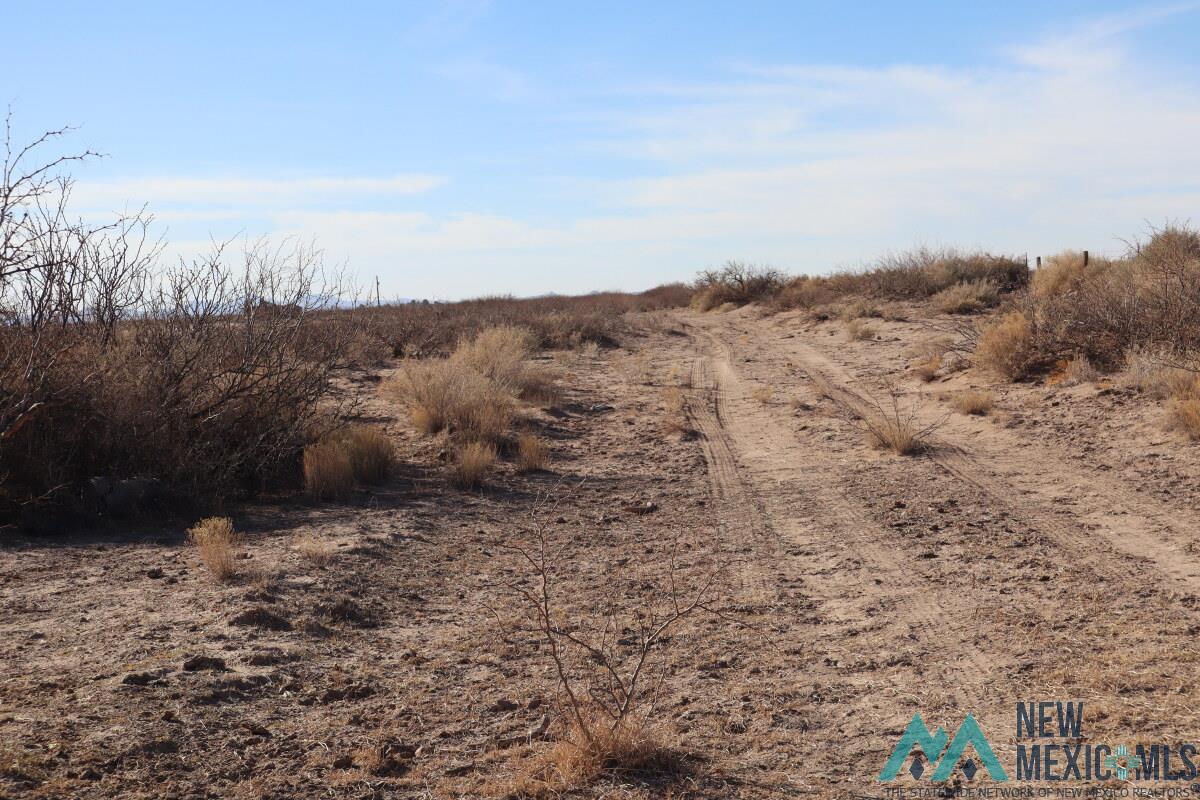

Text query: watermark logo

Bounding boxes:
[879,713,1008,782]
[879,701,1200,786]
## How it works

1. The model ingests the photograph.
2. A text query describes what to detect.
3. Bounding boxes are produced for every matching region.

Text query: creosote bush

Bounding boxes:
[187,517,239,582]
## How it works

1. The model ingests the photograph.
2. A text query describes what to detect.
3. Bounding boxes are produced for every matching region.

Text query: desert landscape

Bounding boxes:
[6,195,1200,798]
[7,4,1200,798]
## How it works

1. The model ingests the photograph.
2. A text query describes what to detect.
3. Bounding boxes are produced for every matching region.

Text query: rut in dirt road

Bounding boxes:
[668,319,1025,787]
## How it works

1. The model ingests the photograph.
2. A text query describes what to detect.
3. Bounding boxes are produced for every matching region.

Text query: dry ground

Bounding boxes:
[4,305,1200,798]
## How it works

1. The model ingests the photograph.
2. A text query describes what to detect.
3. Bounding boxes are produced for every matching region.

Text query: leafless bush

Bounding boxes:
[498,508,725,793]
[0,121,358,518]
[691,261,785,311]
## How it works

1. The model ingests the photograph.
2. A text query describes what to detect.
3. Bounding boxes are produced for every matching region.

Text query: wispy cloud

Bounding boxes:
[73,174,445,212]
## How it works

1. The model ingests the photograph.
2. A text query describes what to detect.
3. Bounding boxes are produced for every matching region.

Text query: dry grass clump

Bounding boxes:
[338,426,393,484]
[516,433,550,473]
[394,359,514,444]
[294,533,336,566]
[1120,347,1196,398]
[453,442,497,488]
[1061,356,1099,385]
[954,390,994,416]
[839,298,880,321]
[1012,226,1200,372]
[508,717,682,797]
[303,441,355,501]
[751,386,774,404]
[975,311,1034,380]
[933,278,999,314]
[861,391,942,455]
[1031,250,1090,298]
[450,325,538,395]
[1169,395,1200,440]
[188,517,239,582]
[913,355,941,382]
[846,319,876,341]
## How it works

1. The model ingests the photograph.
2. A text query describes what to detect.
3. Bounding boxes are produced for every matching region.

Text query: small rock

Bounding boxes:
[145,567,165,579]
[229,607,292,631]
[121,669,166,686]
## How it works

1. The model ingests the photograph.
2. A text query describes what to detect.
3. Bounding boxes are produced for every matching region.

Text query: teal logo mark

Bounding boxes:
[1102,745,1142,780]
[880,713,1009,782]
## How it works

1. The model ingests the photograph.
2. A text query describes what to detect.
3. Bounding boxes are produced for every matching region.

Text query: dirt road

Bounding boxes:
[4,306,1200,798]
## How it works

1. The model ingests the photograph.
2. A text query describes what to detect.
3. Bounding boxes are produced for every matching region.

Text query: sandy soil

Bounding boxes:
[4,305,1200,798]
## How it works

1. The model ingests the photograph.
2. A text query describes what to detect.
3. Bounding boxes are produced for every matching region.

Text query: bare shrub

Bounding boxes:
[516,433,549,473]
[453,442,497,488]
[303,441,355,501]
[1031,250,1091,298]
[975,311,1034,380]
[691,261,784,310]
[933,279,999,314]
[954,390,994,416]
[0,122,357,518]
[294,533,335,566]
[188,517,239,582]
[498,512,721,795]
[860,389,944,455]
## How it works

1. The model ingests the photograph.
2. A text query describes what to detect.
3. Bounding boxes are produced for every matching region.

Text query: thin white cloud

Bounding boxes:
[72,174,445,211]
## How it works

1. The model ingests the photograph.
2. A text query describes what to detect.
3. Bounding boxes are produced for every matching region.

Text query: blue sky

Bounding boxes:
[7,1,1200,299]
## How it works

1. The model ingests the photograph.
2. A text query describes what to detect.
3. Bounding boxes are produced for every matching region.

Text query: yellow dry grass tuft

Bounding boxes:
[751,386,774,404]
[516,433,549,474]
[1169,396,1200,440]
[188,516,239,582]
[303,440,355,501]
[294,533,335,566]
[932,278,999,314]
[392,359,514,444]
[453,441,497,488]
[338,426,394,484]
[954,389,994,416]
[503,718,683,798]
[975,311,1034,380]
